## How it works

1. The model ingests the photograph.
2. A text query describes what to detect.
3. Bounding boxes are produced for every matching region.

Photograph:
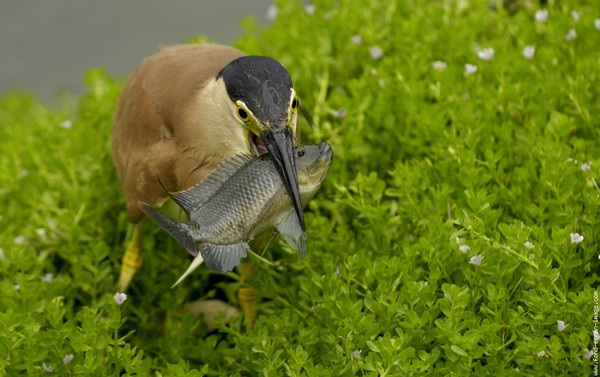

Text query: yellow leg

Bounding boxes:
[238,262,257,332]
[117,222,143,292]
[237,231,275,331]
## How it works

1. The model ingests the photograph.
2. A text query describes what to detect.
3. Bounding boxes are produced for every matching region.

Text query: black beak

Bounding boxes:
[262,128,305,230]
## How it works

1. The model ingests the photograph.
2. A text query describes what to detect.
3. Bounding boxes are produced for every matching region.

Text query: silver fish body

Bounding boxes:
[139,142,333,275]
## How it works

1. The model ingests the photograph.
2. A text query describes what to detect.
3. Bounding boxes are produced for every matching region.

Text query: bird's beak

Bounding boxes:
[262,127,305,230]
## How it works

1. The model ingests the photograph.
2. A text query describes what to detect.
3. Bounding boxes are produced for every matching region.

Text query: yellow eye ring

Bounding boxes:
[237,106,251,123]
[291,96,299,112]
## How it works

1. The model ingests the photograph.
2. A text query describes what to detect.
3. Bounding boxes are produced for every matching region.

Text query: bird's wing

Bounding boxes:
[111,44,246,222]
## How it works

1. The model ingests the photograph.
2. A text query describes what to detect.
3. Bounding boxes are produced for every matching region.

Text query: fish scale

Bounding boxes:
[190,160,283,242]
[139,142,333,275]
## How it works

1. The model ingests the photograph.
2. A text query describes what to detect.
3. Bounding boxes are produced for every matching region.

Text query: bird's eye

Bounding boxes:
[291,97,299,112]
[296,146,306,157]
[237,107,250,123]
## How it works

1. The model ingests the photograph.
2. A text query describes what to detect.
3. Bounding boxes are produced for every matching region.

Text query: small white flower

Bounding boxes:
[63,354,74,365]
[14,235,27,245]
[524,241,534,249]
[41,273,54,283]
[0,248,5,261]
[594,330,600,342]
[369,46,383,60]
[352,349,362,359]
[351,35,362,45]
[535,9,548,23]
[42,363,54,373]
[459,245,471,254]
[583,349,593,359]
[565,28,577,41]
[580,161,592,171]
[14,284,20,291]
[114,292,128,305]
[432,60,448,70]
[36,228,47,238]
[464,63,478,76]
[469,255,484,266]
[570,233,584,244]
[477,48,494,61]
[514,367,520,373]
[537,350,546,357]
[522,46,535,60]
[59,120,72,129]
[304,4,316,15]
[334,109,347,118]
[47,220,58,231]
[266,4,277,21]
[455,237,461,244]
[557,320,567,332]
[595,19,600,32]
[571,11,580,22]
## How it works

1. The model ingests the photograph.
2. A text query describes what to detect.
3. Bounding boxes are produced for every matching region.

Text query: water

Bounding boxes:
[0,0,273,99]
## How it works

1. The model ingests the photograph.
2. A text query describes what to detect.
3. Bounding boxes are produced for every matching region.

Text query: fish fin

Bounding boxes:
[170,153,255,214]
[172,254,204,288]
[200,242,249,273]
[275,210,307,258]
[138,201,198,256]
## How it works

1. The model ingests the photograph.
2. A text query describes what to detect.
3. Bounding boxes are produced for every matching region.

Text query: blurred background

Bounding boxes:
[0,1,273,99]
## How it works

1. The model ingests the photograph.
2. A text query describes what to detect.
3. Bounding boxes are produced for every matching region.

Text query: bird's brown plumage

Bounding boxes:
[112,44,247,223]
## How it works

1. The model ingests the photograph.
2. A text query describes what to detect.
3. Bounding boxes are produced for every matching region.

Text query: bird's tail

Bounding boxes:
[137,201,198,256]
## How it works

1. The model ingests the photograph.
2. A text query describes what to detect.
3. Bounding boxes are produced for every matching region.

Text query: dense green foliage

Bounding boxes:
[1,1,599,375]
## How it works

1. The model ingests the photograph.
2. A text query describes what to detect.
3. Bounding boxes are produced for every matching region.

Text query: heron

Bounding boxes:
[111,44,307,327]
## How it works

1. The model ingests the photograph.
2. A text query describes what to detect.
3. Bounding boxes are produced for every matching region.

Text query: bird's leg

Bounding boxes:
[238,262,257,332]
[116,221,144,292]
[238,231,274,331]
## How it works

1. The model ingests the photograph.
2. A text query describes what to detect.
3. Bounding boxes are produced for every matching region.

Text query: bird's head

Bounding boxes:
[217,56,305,229]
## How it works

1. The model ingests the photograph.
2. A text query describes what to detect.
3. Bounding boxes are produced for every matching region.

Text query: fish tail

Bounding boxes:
[138,201,198,255]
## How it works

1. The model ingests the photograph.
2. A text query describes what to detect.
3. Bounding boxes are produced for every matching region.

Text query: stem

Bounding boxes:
[468,227,538,269]
[465,225,567,302]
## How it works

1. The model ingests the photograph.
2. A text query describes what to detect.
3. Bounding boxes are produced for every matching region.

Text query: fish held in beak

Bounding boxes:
[262,128,305,229]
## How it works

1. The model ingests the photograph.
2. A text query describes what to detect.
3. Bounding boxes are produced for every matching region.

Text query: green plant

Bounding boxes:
[0,1,598,375]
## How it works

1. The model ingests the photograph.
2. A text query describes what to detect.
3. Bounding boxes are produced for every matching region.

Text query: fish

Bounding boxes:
[138,141,333,283]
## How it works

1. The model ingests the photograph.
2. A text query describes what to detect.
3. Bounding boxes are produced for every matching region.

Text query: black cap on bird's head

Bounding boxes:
[218,56,305,229]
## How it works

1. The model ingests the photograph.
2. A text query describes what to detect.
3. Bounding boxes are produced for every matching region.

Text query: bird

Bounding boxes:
[111,44,305,326]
